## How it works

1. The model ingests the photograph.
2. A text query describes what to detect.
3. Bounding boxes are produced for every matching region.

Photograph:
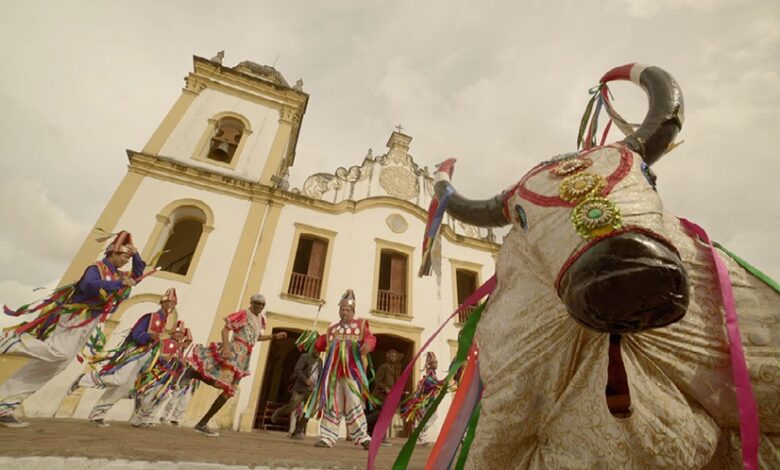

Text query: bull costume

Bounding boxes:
[0,231,146,428]
[398,64,780,469]
[133,321,191,426]
[306,289,377,450]
[186,294,286,437]
[71,288,177,427]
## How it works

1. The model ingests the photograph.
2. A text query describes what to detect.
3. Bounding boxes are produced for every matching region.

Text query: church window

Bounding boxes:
[376,249,408,315]
[155,206,209,276]
[455,268,479,324]
[207,117,244,163]
[287,235,328,300]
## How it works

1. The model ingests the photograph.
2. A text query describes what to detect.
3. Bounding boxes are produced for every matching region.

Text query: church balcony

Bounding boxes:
[287,272,322,300]
[376,290,407,315]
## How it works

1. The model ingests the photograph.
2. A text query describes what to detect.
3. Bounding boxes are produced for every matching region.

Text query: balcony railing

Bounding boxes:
[376,290,406,315]
[288,272,322,299]
[457,304,477,325]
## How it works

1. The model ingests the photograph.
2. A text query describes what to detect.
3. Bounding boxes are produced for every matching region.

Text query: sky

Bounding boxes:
[0,0,778,308]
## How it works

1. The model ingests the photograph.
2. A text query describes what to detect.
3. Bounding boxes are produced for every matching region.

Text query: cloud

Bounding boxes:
[0,177,87,284]
[608,0,750,18]
[0,279,59,329]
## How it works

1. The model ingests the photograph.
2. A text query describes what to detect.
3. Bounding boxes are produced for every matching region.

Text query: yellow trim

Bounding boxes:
[185,199,279,426]
[127,152,500,254]
[192,57,308,113]
[280,223,337,304]
[205,200,269,342]
[58,170,145,287]
[448,259,483,318]
[239,201,283,310]
[141,198,216,284]
[55,293,163,417]
[447,339,459,362]
[258,113,294,185]
[370,238,416,319]
[142,90,198,155]
[191,112,254,171]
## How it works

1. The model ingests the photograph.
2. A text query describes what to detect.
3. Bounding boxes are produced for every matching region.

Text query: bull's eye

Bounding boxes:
[514,204,528,231]
[640,162,657,190]
[559,172,606,203]
[551,156,593,177]
[571,196,622,238]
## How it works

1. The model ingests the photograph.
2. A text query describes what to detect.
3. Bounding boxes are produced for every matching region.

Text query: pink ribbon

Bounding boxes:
[680,218,759,469]
[366,275,497,470]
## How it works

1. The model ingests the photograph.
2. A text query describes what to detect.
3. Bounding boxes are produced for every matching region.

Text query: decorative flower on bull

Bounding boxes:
[428,64,779,468]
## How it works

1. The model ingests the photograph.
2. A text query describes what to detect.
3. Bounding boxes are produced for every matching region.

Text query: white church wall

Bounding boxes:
[111,176,253,346]
[159,87,281,182]
[239,198,495,438]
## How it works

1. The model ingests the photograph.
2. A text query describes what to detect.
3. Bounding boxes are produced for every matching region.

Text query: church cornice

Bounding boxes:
[191,56,308,112]
[126,150,500,253]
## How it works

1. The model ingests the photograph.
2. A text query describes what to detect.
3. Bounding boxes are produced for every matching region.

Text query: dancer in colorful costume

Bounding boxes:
[271,331,323,439]
[133,320,191,426]
[0,231,146,428]
[306,289,377,450]
[187,294,286,437]
[159,326,197,426]
[400,352,446,445]
[71,287,177,426]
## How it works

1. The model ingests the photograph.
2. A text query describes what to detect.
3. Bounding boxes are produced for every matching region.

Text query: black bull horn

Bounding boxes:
[434,64,689,333]
[434,63,684,226]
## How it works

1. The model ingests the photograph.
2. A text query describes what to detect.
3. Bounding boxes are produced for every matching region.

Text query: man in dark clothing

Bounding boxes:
[365,349,403,439]
[271,347,323,439]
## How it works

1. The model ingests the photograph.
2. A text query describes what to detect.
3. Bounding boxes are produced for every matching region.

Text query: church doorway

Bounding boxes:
[253,327,302,431]
[369,333,415,437]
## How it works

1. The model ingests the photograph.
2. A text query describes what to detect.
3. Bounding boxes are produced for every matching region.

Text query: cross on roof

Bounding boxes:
[395,123,404,133]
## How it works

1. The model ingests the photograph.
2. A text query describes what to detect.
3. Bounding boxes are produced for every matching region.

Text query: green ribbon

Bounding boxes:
[714,242,780,293]
[454,402,481,470]
[392,301,485,470]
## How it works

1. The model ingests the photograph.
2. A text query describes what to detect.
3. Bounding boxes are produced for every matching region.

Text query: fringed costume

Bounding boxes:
[0,231,146,426]
[306,289,377,449]
[400,352,447,444]
[188,308,265,398]
[80,288,175,424]
[134,322,190,426]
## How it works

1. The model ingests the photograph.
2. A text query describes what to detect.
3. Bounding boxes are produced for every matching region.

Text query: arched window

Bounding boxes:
[207,117,244,163]
[157,205,207,276]
[157,218,204,275]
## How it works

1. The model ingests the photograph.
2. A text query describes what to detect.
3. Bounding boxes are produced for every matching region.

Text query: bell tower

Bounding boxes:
[44,55,308,424]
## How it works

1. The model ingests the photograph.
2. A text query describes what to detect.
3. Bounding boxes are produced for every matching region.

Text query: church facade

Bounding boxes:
[3,56,498,438]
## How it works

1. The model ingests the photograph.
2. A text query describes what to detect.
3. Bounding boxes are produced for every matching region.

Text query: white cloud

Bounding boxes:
[0,279,59,329]
[0,177,87,284]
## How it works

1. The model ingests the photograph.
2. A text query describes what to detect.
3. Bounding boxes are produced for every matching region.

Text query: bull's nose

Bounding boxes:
[558,232,689,333]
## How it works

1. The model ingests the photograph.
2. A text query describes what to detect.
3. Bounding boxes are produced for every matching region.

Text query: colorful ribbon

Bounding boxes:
[680,218,759,470]
[367,275,496,470]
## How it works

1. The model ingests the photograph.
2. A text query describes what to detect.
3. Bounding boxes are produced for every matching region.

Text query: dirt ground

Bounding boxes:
[0,418,432,469]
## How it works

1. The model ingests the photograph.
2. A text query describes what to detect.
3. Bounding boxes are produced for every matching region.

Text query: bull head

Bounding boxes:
[434,64,689,334]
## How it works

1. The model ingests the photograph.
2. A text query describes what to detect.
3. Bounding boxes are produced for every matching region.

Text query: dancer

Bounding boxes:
[271,333,322,439]
[306,289,377,450]
[400,352,447,445]
[133,321,191,426]
[187,294,286,437]
[365,349,403,443]
[0,231,146,428]
[72,288,177,426]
